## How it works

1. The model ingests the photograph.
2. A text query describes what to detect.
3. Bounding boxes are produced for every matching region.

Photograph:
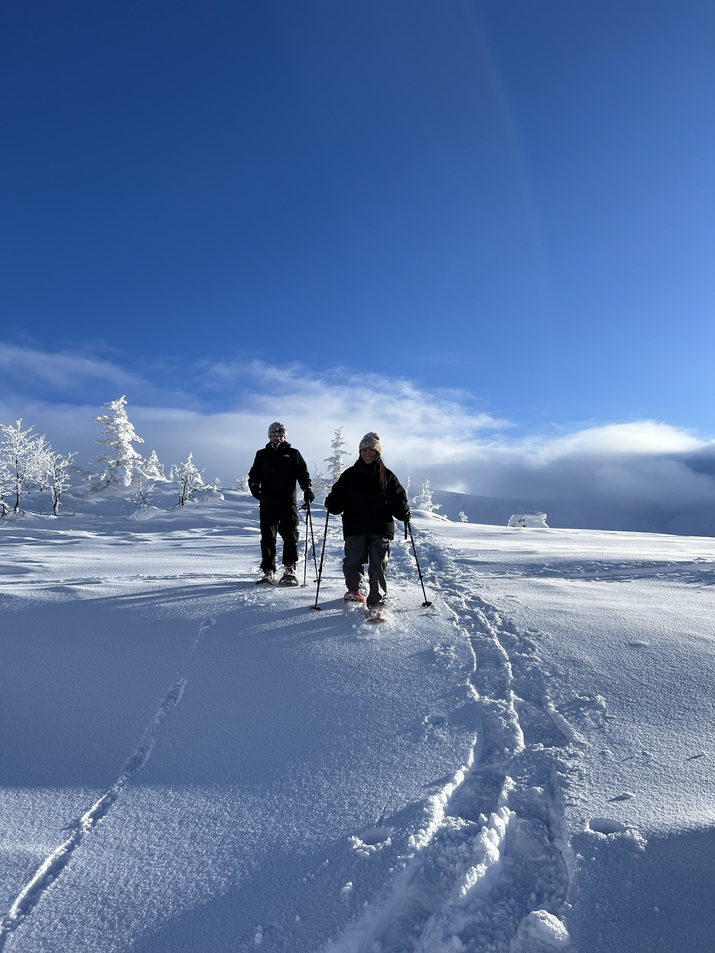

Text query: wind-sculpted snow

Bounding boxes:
[0,491,713,952]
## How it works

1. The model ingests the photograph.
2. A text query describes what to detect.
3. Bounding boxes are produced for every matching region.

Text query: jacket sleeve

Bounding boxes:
[388,474,410,521]
[324,473,347,514]
[247,453,262,495]
[295,450,312,492]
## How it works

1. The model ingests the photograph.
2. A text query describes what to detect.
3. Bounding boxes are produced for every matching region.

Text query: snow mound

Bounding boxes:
[511,909,570,950]
[508,512,549,528]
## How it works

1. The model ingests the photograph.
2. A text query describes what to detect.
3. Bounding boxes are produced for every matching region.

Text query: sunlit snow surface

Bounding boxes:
[1,490,713,952]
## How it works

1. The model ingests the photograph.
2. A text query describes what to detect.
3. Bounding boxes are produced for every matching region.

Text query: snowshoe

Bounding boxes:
[367,605,387,623]
[343,590,366,603]
[277,569,299,587]
[256,571,275,585]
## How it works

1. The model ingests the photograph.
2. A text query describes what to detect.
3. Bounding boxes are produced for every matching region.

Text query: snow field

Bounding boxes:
[0,490,713,951]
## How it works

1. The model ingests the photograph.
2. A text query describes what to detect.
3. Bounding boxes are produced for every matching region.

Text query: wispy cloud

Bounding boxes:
[1,347,714,532]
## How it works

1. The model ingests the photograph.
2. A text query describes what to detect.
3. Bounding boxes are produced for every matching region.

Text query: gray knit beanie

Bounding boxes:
[359,432,382,454]
[268,421,287,438]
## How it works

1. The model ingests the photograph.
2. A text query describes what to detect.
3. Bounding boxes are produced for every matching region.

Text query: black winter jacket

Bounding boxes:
[325,459,409,540]
[248,441,311,503]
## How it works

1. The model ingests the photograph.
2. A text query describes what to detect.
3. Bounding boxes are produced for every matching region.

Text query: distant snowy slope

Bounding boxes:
[435,488,715,536]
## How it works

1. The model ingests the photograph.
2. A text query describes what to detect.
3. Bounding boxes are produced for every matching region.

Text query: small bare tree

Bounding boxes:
[0,420,47,514]
[42,450,77,515]
[0,456,10,516]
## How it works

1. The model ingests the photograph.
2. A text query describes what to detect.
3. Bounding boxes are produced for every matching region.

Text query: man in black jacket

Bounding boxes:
[248,422,314,585]
[325,432,410,609]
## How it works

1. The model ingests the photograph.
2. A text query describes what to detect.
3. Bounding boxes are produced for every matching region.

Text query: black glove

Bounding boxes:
[250,486,261,500]
[304,488,315,504]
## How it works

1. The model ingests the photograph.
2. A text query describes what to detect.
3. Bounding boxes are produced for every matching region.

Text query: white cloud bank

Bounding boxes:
[1,349,714,534]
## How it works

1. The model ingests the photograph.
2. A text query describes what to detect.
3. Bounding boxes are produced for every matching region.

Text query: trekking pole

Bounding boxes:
[301,503,311,587]
[307,502,319,580]
[312,509,330,610]
[406,520,433,608]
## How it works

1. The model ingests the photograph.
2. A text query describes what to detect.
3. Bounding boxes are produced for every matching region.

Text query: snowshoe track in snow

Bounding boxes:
[325,530,575,952]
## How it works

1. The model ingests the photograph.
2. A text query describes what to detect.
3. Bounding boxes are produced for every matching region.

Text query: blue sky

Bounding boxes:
[1,0,714,509]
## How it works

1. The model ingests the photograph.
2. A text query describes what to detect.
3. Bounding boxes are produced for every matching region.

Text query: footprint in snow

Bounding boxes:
[350,826,392,856]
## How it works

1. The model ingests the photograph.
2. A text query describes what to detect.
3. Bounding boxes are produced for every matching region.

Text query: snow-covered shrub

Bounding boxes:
[171,453,205,506]
[170,454,220,506]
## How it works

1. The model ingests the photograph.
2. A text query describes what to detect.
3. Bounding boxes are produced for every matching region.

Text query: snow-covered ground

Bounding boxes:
[0,489,713,953]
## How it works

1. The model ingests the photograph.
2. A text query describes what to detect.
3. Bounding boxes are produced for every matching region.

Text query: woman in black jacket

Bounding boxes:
[325,432,410,609]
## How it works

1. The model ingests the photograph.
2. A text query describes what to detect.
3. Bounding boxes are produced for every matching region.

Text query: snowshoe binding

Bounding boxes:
[256,571,275,585]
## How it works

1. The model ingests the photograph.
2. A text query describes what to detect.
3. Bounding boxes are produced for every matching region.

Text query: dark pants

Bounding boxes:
[259,499,299,572]
[343,533,390,606]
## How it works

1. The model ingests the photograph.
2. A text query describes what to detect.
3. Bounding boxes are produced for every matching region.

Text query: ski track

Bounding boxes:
[0,617,216,950]
[325,529,576,953]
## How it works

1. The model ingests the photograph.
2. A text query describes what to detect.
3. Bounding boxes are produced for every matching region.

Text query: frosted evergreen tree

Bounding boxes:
[235,474,249,492]
[459,511,469,523]
[324,427,350,483]
[93,396,144,488]
[413,478,441,513]
[141,449,166,481]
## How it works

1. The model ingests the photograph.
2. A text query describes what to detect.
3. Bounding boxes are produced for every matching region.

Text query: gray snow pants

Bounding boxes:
[343,533,390,606]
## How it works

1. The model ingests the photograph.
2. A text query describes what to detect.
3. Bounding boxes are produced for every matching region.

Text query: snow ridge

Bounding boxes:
[0,617,215,949]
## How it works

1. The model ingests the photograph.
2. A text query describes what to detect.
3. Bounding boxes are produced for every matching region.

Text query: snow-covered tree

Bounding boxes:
[140,449,166,482]
[171,453,205,506]
[0,420,48,513]
[325,427,350,483]
[459,511,469,523]
[235,473,249,492]
[413,478,441,513]
[0,455,10,516]
[93,396,144,489]
[41,450,77,516]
